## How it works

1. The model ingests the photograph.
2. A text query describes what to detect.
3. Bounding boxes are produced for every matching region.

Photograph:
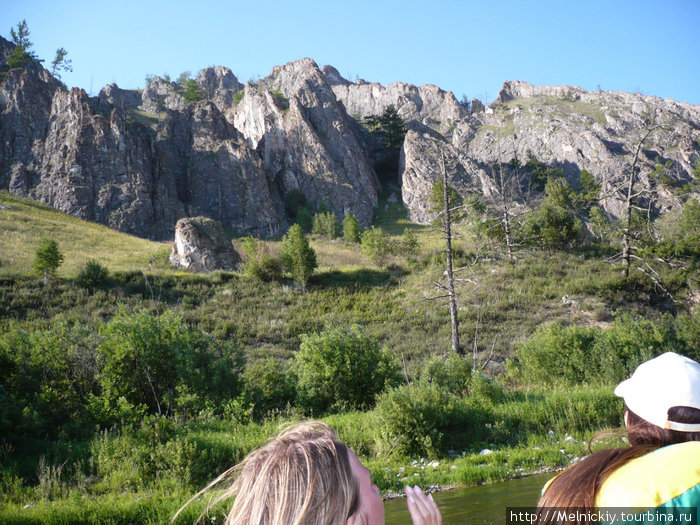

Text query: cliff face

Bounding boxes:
[1,34,698,239]
[232,59,380,226]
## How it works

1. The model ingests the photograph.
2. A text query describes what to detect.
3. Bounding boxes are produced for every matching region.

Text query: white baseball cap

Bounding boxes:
[614,352,700,432]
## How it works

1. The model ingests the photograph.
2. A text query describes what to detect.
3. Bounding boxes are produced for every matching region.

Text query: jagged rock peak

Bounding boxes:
[98,83,141,108]
[494,80,587,104]
[320,65,468,133]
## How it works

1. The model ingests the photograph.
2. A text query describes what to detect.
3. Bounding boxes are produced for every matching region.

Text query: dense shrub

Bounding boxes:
[360,226,393,266]
[294,326,399,413]
[98,309,241,416]
[243,357,296,418]
[421,353,472,395]
[515,322,598,385]
[241,237,282,282]
[280,224,317,288]
[375,382,486,457]
[524,203,581,250]
[343,213,361,244]
[78,259,109,289]
[515,314,676,386]
[312,211,341,239]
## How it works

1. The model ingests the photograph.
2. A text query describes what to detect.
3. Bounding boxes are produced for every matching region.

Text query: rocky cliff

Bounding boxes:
[1,35,698,239]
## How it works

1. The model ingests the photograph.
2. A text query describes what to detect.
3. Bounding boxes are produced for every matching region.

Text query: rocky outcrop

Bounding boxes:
[158,102,287,237]
[232,59,380,226]
[195,66,243,112]
[322,65,468,133]
[98,83,142,109]
[170,216,241,272]
[1,33,698,238]
[399,81,700,223]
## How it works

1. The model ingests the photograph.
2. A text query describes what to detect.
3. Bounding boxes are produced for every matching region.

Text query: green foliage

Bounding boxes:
[375,382,479,457]
[421,353,472,395]
[176,71,191,84]
[270,88,289,110]
[182,79,203,103]
[523,158,564,192]
[360,226,392,266]
[652,199,700,258]
[243,357,296,418]
[7,20,39,69]
[312,211,341,238]
[98,309,241,416]
[514,314,675,386]
[233,90,245,105]
[284,190,314,232]
[363,104,407,153]
[296,206,313,233]
[343,212,362,244]
[429,179,463,214]
[400,228,419,257]
[33,237,63,284]
[294,326,399,413]
[524,202,581,250]
[589,206,614,242]
[78,260,109,289]
[241,237,282,282]
[280,224,317,288]
[50,47,72,79]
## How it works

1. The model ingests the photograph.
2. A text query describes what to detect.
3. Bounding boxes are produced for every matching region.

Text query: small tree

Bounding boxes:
[182,79,203,103]
[294,326,399,412]
[343,212,361,244]
[33,237,63,284]
[360,226,392,266]
[50,48,72,79]
[312,211,340,238]
[7,19,39,69]
[280,224,317,288]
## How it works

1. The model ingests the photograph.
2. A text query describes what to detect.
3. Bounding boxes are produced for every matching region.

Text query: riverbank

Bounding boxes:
[0,397,621,524]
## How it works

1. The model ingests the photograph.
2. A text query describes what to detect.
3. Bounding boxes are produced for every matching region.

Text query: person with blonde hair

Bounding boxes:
[174,420,441,525]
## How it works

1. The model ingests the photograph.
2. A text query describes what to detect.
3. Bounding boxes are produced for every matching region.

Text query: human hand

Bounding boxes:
[405,485,442,525]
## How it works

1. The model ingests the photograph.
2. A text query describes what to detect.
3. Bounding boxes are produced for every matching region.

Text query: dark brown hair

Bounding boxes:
[536,406,700,525]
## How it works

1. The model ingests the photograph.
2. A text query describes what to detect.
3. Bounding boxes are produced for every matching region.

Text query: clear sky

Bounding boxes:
[2,0,699,105]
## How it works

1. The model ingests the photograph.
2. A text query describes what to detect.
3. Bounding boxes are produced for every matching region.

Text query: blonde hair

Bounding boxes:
[174,421,362,525]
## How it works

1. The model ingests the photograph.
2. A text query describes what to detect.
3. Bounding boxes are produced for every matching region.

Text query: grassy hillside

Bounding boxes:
[0,191,170,278]
[1,190,698,524]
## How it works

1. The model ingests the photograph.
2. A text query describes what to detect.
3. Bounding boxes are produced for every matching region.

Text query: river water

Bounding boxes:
[384,473,553,525]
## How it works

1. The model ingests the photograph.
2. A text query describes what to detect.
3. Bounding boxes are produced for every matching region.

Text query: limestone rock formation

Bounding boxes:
[232,58,380,226]
[399,81,700,223]
[170,216,241,272]
[322,65,468,133]
[1,32,698,239]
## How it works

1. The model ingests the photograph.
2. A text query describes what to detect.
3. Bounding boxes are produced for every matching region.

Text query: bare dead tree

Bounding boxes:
[440,147,462,355]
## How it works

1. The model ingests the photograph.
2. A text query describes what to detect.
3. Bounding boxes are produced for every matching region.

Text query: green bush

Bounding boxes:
[78,259,109,289]
[296,206,313,233]
[343,213,362,244]
[524,203,581,250]
[294,326,399,413]
[312,211,341,239]
[243,357,296,418]
[33,237,63,284]
[360,226,392,266]
[280,224,317,288]
[375,382,484,457]
[98,309,241,416]
[421,353,472,395]
[241,237,282,282]
[514,322,598,385]
[182,79,203,103]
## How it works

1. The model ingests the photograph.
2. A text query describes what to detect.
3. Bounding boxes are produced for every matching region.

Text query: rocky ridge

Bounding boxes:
[1,35,698,239]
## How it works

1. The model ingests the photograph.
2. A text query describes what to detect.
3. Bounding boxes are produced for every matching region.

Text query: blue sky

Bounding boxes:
[3,0,699,105]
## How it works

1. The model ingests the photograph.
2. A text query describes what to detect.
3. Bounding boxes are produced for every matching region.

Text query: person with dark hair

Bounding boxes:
[538,352,700,524]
